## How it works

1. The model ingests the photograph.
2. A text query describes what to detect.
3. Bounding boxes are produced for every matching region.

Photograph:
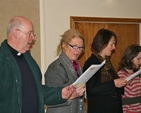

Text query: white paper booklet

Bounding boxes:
[72,60,106,87]
[126,69,141,82]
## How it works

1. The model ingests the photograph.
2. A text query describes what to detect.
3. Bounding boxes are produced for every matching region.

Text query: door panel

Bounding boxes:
[72,20,139,71]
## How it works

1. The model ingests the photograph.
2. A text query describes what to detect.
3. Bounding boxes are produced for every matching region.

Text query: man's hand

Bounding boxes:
[62,85,75,99]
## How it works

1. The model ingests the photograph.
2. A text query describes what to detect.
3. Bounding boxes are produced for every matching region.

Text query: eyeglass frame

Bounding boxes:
[68,43,85,51]
[16,29,36,38]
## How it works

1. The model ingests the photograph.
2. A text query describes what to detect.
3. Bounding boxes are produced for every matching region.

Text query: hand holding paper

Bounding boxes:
[126,69,141,82]
[68,84,85,100]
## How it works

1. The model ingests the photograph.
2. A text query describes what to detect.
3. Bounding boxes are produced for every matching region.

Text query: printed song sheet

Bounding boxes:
[126,69,141,82]
[72,60,106,87]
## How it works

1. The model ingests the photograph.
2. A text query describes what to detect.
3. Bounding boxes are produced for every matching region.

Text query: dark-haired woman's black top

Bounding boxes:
[83,53,124,113]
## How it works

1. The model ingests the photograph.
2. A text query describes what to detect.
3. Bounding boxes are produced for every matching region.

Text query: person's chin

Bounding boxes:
[25,47,30,52]
[107,53,111,57]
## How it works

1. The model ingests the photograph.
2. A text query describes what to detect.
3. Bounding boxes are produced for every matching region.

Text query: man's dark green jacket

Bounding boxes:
[0,40,66,113]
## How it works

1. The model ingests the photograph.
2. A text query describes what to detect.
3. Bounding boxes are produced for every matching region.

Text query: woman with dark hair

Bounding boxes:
[118,44,141,113]
[83,28,127,113]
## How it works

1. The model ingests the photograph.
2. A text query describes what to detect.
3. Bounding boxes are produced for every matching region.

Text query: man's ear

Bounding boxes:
[13,29,19,39]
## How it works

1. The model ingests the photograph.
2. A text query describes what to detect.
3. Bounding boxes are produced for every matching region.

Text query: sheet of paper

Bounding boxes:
[126,69,141,82]
[72,60,106,87]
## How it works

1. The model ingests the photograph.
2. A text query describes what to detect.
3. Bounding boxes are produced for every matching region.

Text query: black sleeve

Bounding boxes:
[83,54,117,97]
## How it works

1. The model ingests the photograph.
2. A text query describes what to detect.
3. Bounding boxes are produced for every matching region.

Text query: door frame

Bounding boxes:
[70,16,141,29]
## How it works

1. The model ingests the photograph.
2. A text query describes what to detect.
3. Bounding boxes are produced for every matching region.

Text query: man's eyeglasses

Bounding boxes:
[16,29,36,38]
[68,43,84,51]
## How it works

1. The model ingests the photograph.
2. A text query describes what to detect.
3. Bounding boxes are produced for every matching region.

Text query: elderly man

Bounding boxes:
[0,16,74,113]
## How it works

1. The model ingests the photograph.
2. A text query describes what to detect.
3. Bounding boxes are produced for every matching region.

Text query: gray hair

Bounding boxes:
[7,19,23,35]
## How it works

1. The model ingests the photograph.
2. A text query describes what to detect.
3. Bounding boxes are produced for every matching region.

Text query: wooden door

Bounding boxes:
[70,17,141,71]
[70,17,141,112]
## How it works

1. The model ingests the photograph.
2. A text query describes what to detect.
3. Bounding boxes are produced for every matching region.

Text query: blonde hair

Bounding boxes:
[56,29,84,56]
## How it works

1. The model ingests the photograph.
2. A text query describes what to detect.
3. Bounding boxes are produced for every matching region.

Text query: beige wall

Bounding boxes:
[40,0,141,79]
[1,0,141,83]
[0,0,40,66]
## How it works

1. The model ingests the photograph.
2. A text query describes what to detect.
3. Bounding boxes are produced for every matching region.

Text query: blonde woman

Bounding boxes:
[45,29,86,113]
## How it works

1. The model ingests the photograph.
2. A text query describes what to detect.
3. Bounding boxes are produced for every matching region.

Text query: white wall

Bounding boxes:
[40,0,141,83]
